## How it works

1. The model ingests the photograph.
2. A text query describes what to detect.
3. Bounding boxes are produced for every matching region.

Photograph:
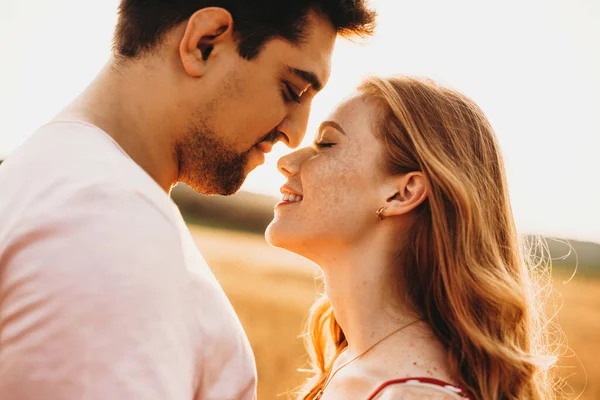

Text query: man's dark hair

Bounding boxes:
[113,0,376,60]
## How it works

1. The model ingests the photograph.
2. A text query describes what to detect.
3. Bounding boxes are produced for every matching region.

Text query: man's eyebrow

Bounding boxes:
[286,66,323,91]
[318,120,346,136]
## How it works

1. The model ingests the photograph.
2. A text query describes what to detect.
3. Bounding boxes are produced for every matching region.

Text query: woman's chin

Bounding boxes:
[265,221,285,248]
[266,223,320,265]
[265,220,299,251]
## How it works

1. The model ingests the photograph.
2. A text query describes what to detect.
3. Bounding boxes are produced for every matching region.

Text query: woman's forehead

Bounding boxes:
[326,95,377,138]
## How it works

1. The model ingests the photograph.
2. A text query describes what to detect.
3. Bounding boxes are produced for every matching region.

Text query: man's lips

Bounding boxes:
[255,142,274,154]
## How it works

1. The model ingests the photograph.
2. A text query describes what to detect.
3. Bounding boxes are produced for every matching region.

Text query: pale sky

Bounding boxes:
[1,0,599,243]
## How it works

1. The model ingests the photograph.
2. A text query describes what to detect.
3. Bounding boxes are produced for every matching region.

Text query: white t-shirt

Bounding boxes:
[0,121,257,400]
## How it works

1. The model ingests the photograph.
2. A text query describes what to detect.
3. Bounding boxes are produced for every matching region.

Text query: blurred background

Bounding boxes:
[1,0,599,398]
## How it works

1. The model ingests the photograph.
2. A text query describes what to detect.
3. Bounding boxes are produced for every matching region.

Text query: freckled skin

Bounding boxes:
[266,96,387,259]
[266,94,459,398]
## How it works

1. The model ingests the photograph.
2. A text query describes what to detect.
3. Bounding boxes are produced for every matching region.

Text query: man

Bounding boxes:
[0,1,375,399]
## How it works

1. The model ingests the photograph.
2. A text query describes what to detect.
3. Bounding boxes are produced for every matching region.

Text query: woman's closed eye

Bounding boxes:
[314,142,335,149]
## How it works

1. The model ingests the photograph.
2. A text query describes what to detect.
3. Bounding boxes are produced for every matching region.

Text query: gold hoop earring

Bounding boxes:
[376,206,386,220]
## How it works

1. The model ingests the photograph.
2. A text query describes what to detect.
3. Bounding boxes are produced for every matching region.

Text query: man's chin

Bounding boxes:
[217,157,258,195]
[207,178,246,196]
[181,172,245,196]
[180,153,253,195]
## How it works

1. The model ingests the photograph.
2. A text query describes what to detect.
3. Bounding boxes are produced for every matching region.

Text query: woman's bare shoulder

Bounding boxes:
[370,383,469,400]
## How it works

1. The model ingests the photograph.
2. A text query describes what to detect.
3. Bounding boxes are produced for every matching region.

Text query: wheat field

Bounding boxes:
[190,225,599,400]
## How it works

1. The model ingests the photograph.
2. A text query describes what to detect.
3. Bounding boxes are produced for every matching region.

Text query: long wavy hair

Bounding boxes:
[297,76,558,400]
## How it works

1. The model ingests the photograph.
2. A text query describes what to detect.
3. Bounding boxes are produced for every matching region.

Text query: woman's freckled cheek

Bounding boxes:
[304,147,361,224]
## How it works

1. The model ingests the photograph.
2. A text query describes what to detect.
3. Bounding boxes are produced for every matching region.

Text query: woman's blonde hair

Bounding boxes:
[298,76,558,400]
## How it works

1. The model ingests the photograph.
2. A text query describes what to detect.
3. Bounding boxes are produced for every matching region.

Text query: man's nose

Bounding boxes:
[277,103,311,149]
[277,147,316,178]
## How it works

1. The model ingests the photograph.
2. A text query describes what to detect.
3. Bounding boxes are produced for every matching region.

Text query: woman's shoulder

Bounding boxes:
[367,377,473,400]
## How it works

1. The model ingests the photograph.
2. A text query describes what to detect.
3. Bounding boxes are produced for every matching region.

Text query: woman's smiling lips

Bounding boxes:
[276,185,303,208]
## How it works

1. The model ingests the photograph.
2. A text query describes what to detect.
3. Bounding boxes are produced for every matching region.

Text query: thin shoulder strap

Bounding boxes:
[367,377,473,400]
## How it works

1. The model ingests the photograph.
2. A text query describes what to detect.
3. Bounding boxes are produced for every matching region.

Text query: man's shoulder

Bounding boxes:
[0,180,188,293]
[0,122,178,229]
[4,122,154,185]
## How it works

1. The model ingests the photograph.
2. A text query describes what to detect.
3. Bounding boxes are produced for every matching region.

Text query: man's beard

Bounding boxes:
[176,125,249,196]
[176,120,279,196]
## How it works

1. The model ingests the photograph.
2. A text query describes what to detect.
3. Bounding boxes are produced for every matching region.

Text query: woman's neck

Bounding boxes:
[319,240,419,355]
[311,233,455,390]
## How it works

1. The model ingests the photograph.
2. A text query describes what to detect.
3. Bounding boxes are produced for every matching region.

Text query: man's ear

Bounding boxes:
[179,7,235,78]
[379,172,428,219]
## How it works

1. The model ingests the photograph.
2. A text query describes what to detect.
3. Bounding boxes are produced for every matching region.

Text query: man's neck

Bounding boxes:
[56,59,179,193]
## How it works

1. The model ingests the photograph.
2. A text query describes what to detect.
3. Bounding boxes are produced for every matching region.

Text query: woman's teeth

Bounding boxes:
[282,193,303,202]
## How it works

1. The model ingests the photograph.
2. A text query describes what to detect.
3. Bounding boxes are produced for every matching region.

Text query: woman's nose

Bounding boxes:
[277,147,315,178]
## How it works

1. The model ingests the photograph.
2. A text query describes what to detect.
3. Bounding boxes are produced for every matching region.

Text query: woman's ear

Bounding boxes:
[179,7,235,78]
[379,172,428,219]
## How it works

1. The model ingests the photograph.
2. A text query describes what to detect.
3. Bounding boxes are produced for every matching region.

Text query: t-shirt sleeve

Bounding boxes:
[0,187,198,400]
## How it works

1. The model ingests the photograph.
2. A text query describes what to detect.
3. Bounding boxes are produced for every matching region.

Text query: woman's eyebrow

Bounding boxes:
[318,121,346,136]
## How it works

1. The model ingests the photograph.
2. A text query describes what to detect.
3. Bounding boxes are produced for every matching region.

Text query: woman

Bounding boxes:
[265,76,557,399]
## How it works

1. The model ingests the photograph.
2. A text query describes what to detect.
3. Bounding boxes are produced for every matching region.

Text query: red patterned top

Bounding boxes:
[367,377,473,399]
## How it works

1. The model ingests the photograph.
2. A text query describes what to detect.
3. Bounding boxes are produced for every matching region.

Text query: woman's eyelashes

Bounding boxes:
[314,141,335,149]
